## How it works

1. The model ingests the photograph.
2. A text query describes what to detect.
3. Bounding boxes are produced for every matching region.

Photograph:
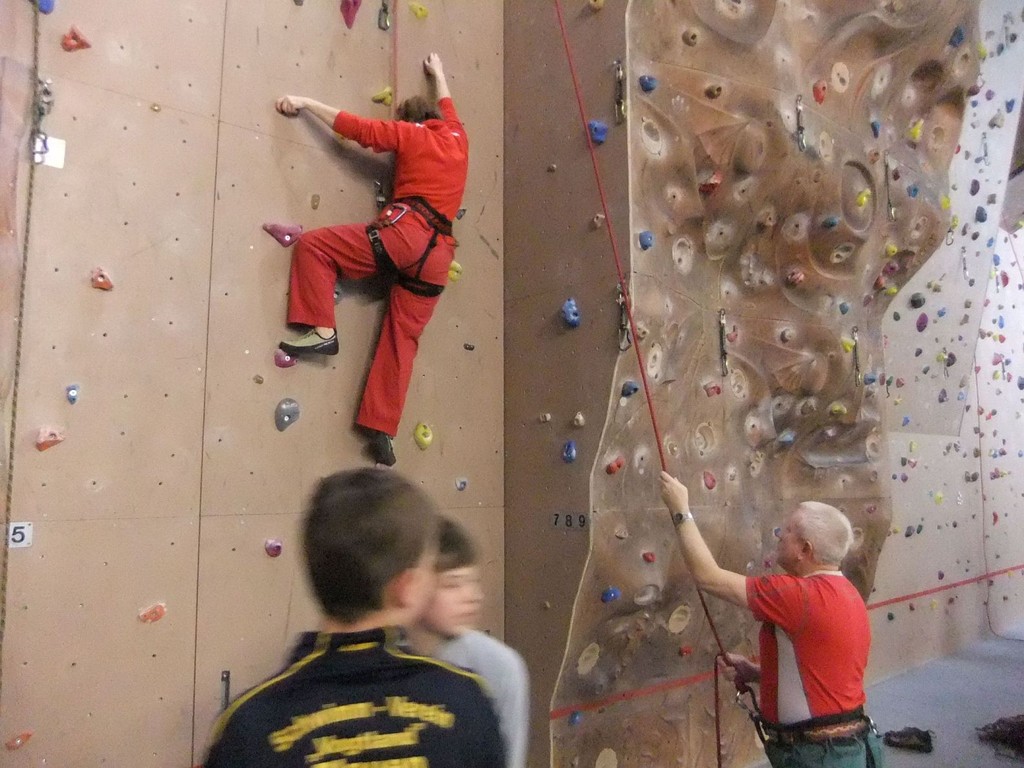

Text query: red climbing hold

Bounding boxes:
[698,170,722,196]
[993,511,999,525]
[138,602,167,623]
[5,732,32,751]
[90,267,113,291]
[262,222,303,247]
[703,470,717,490]
[812,79,827,104]
[340,0,362,28]
[274,349,298,368]
[61,26,90,52]
[35,427,64,451]
[605,456,625,474]
[703,382,721,397]
[678,646,693,657]
[642,551,656,563]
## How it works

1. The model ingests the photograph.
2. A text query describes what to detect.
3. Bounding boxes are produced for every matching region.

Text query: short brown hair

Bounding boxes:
[396,95,441,123]
[436,517,477,573]
[303,469,439,622]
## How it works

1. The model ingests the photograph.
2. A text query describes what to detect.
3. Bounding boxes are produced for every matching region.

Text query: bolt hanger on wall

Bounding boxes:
[613,59,625,124]
[718,309,729,375]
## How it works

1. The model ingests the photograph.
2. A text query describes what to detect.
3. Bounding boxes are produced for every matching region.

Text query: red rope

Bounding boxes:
[551,2,730,764]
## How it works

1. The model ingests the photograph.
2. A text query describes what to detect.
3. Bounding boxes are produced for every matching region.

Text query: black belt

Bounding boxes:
[365,196,453,298]
[761,707,869,745]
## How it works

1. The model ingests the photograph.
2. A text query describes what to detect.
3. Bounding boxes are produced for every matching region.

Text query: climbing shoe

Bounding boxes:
[279,329,338,356]
[367,430,396,467]
[883,727,934,753]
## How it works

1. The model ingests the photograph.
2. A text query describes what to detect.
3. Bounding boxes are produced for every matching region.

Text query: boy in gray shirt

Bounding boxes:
[407,518,530,768]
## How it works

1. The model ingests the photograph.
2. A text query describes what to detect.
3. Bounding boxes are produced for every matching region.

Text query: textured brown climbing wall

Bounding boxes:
[0,2,502,765]
[507,2,1022,768]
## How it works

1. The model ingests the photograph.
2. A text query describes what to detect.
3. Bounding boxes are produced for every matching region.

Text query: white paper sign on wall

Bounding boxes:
[8,523,33,548]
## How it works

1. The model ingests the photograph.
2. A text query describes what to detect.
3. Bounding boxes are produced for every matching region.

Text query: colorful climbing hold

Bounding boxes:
[870,119,881,139]
[90,267,113,291]
[65,384,80,404]
[600,586,620,603]
[262,222,303,247]
[409,1,428,19]
[414,423,433,450]
[822,215,840,229]
[448,260,463,282]
[949,25,965,47]
[812,79,827,104]
[605,456,625,474]
[35,427,64,451]
[37,0,54,13]
[638,75,658,93]
[638,231,654,250]
[569,711,584,726]
[975,206,988,223]
[621,380,639,397]
[916,313,929,332]
[264,539,283,558]
[274,349,298,369]
[702,470,716,490]
[855,188,872,207]
[561,298,581,328]
[642,551,656,563]
[906,119,923,143]
[455,477,468,491]
[562,440,577,464]
[340,0,362,28]
[777,429,797,445]
[698,170,723,196]
[5,732,32,751]
[703,382,722,397]
[372,86,394,106]
[61,26,90,52]
[588,120,608,145]
[138,602,167,624]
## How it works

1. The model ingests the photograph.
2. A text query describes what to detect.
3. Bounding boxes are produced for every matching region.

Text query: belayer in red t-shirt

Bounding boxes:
[274,53,468,466]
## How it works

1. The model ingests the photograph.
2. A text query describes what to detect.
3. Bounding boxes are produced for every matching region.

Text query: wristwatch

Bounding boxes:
[673,511,694,526]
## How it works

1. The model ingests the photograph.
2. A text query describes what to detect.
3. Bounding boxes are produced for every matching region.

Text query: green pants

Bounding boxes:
[764,730,885,768]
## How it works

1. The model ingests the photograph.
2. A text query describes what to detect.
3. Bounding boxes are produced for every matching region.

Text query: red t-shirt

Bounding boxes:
[332,97,469,221]
[746,573,869,725]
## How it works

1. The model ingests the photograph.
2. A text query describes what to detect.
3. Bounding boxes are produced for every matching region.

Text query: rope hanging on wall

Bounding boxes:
[1,0,43,698]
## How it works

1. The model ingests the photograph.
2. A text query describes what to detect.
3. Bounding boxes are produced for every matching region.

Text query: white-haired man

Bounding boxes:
[660,472,884,768]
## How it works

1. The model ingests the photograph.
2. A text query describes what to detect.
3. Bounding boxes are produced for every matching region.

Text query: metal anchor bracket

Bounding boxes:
[374,179,387,210]
[883,153,896,221]
[795,95,806,152]
[718,309,729,376]
[613,59,625,124]
[851,326,862,386]
[616,285,632,352]
[378,0,391,30]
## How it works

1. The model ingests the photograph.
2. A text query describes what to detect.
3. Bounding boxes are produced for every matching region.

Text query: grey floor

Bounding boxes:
[750,629,1024,768]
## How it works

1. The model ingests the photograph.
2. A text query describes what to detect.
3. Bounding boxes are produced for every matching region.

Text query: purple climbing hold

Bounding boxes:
[916,313,928,332]
[263,222,303,247]
[588,120,609,145]
[274,349,298,368]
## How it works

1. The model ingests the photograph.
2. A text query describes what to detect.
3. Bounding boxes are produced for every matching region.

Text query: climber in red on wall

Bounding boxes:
[275,52,469,466]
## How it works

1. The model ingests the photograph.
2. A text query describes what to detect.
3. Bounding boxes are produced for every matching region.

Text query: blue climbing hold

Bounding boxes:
[949,26,965,47]
[839,301,850,315]
[66,384,80,404]
[562,440,577,464]
[822,215,840,229]
[937,307,947,318]
[638,230,654,250]
[569,711,583,726]
[975,206,988,223]
[601,586,621,603]
[639,75,658,93]
[588,120,609,145]
[777,428,797,446]
[621,380,639,397]
[562,298,581,328]
[906,184,919,198]
[38,0,55,13]
[902,416,911,426]
[994,253,1001,266]
[863,372,878,385]
[1007,99,1016,114]
[998,315,1005,329]
[957,390,967,401]
[870,119,881,138]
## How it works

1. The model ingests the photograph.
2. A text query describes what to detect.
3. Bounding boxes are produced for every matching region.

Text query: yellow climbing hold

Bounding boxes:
[589,0,605,7]
[884,286,898,296]
[950,215,960,229]
[909,440,918,453]
[885,243,898,257]
[940,195,951,210]
[840,337,856,353]
[828,402,848,417]
[372,86,394,106]
[414,422,433,450]
[934,491,944,504]
[448,260,463,282]
[907,119,923,142]
[977,42,988,60]
[409,1,428,19]
[856,188,872,207]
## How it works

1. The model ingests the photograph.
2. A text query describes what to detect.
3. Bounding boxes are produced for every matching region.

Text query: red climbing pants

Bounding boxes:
[287,212,453,437]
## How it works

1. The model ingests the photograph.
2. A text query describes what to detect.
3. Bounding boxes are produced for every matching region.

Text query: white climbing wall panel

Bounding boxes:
[0,1,503,765]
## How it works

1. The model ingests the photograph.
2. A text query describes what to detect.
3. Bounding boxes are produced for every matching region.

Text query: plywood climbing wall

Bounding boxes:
[0,1,502,765]
[505,1,1024,767]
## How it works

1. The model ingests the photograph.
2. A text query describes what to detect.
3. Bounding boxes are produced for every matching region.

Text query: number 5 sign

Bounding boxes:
[7,523,33,548]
